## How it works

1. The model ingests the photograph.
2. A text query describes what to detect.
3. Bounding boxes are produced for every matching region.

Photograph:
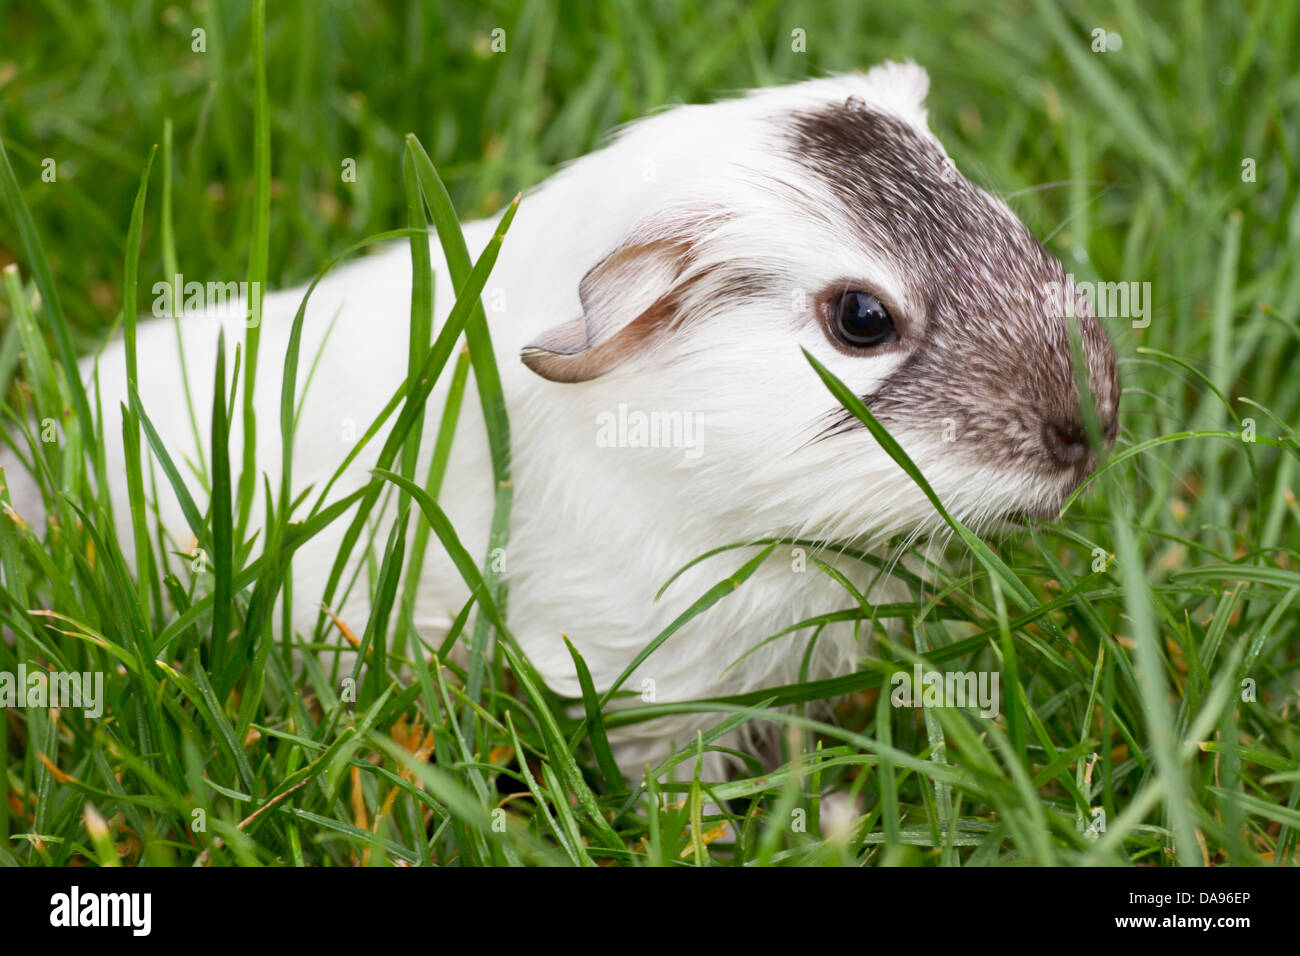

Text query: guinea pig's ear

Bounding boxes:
[861,60,931,128]
[520,208,718,383]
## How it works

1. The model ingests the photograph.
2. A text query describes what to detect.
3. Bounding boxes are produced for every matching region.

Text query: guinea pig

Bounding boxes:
[11,61,1119,783]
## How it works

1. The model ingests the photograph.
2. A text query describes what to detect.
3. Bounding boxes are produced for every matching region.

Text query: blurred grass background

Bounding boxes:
[0,0,1298,865]
[2,0,1290,353]
[5,0,1294,558]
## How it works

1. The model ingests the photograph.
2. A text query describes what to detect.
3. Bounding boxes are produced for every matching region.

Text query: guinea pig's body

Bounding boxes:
[12,63,1118,781]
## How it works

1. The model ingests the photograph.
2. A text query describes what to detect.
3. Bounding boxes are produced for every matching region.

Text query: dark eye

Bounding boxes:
[831,290,898,348]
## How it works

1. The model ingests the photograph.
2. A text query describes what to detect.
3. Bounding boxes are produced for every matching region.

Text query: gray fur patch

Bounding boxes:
[786,101,1119,487]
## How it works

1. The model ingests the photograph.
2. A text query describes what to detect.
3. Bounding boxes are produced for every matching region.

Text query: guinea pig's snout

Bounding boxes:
[1040,328,1120,481]
[1042,418,1089,468]
[1040,396,1117,480]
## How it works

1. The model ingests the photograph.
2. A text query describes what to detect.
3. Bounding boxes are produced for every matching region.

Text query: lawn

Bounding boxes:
[0,0,1297,866]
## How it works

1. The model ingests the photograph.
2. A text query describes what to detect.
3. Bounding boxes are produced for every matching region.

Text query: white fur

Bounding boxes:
[11,64,1054,781]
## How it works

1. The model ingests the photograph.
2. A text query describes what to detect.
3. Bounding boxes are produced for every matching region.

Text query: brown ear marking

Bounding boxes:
[520,206,726,384]
[520,306,666,383]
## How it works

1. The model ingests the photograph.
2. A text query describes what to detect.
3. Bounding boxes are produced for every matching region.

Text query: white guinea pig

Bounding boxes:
[15,62,1119,781]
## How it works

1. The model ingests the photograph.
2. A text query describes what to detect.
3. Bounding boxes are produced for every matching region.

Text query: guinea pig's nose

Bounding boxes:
[1042,419,1089,468]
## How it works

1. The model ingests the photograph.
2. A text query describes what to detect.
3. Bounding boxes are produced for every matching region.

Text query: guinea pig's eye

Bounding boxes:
[830,290,898,348]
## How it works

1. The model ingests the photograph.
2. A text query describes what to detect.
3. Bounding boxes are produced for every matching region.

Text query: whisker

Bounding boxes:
[1040,183,1119,245]
[999,179,1108,200]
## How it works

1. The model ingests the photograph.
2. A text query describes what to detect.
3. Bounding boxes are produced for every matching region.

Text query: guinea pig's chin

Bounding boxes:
[997,503,1064,528]
[986,473,1089,530]
[927,464,1074,536]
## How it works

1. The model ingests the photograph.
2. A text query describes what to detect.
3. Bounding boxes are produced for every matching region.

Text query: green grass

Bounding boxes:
[0,0,1297,866]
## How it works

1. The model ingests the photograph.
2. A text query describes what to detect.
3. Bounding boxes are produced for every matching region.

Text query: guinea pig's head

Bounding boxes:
[521,63,1119,547]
